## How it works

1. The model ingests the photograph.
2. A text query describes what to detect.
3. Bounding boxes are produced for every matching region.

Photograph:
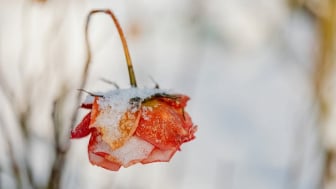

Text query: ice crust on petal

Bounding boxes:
[141,148,176,164]
[83,95,95,105]
[94,136,154,167]
[89,151,121,171]
[75,88,197,170]
[136,99,195,150]
[90,88,170,150]
[98,88,171,110]
[110,136,154,167]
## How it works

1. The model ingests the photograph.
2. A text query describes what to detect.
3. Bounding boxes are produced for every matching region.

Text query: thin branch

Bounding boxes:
[47,88,69,189]
[0,118,22,188]
[311,0,336,188]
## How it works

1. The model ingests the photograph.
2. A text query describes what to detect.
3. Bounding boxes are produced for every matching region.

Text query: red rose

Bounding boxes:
[71,89,197,171]
[71,9,197,171]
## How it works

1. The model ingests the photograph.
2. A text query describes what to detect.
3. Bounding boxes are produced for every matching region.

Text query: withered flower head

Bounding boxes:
[71,10,197,171]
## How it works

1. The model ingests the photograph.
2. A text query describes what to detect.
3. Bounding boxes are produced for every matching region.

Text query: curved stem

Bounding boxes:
[86,9,137,87]
[71,9,137,130]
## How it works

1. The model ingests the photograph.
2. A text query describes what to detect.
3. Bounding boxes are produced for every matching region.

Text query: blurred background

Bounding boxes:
[0,0,336,189]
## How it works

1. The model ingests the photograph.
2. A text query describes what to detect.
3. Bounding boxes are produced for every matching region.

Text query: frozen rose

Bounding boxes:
[72,9,197,171]
[71,88,197,171]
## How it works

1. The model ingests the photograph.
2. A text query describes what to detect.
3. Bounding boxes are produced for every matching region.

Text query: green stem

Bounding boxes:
[86,9,137,87]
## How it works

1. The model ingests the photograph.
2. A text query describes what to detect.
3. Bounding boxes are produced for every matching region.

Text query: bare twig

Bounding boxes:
[47,87,70,189]
[288,1,336,188]
[307,0,336,188]
[0,118,22,188]
[313,1,336,187]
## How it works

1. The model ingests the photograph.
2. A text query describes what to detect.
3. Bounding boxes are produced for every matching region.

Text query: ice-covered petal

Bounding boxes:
[141,148,177,164]
[88,130,121,171]
[156,94,190,108]
[136,99,195,150]
[88,152,121,171]
[89,130,154,168]
[89,97,141,150]
[109,136,154,167]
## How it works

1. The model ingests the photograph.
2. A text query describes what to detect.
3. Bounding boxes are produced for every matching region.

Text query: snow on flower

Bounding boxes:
[71,88,197,171]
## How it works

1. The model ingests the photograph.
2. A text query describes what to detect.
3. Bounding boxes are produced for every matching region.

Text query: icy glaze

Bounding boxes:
[89,88,170,149]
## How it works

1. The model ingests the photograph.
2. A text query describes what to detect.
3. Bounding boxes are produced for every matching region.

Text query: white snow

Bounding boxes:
[94,136,154,166]
[110,136,154,166]
[0,1,328,189]
[90,88,170,149]
[97,88,170,110]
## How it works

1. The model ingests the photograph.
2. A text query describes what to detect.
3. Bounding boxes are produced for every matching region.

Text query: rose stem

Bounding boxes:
[71,9,137,130]
[86,9,137,87]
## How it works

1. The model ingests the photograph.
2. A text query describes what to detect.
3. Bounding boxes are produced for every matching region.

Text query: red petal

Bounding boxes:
[81,103,93,109]
[180,112,197,143]
[157,94,190,108]
[88,130,154,170]
[88,130,122,171]
[136,100,195,150]
[89,97,141,150]
[88,152,121,171]
[71,112,92,139]
[141,148,176,164]
[90,97,100,124]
